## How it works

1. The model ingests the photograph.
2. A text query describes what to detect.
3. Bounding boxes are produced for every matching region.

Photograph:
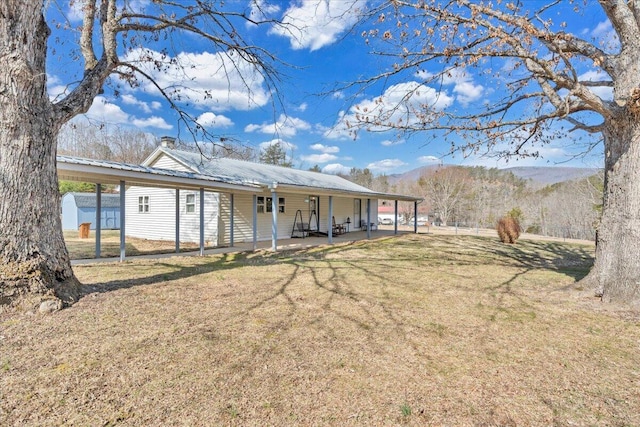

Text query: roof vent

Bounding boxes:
[160,136,176,148]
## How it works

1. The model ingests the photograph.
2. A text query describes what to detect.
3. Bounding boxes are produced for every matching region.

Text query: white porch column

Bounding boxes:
[119,181,126,262]
[230,193,235,247]
[95,184,101,258]
[270,183,278,251]
[328,195,333,244]
[175,188,180,253]
[199,187,205,256]
[366,198,371,239]
[394,199,398,235]
[252,194,258,251]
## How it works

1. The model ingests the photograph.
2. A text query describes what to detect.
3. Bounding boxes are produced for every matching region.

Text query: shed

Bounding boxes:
[61,192,121,230]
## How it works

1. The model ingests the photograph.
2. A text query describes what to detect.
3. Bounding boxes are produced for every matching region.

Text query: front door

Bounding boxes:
[354,199,361,229]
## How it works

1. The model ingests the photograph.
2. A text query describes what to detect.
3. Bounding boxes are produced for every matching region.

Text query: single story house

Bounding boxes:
[125,140,397,246]
[56,138,422,260]
[61,192,121,230]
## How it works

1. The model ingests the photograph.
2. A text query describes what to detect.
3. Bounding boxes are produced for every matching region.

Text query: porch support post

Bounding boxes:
[175,189,180,253]
[95,183,101,258]
[119,181,126,262]
[394,199,398,235]
[366,198,371,239]
[252,194,258,251]
[271,184,278,251]
[199,188,205,256]
[414,200,418,233]
[328,195,333,244]
[230,193,235,247]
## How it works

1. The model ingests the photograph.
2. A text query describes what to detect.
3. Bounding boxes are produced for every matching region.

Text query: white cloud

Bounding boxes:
[259,138,298,152]
[245,114,311,137]
[322,163,351,175]
[120,48,270,112]
[590,20,619,51]
[310,143,340,153]
[418,155,442,164]
[366,158,407,172]
[332,91,345,100]
[300,153,338,163]
[121,94,159,114]
[579,70,613,101]
[326,81,453,140]
[297,102,308,112]
[81,96,173,130]
[417,68,484,107]
[85,96,130,124]
[269,0,367,51]
[381,139,405,147]
[248,0,281,23]
[132,116,173,130]
[196,112,234,128]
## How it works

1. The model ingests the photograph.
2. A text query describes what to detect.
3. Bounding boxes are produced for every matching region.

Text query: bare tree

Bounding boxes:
[0,1,286,308]
[348,1,640,304]
[419,166,471,226]
[58,123,157,164]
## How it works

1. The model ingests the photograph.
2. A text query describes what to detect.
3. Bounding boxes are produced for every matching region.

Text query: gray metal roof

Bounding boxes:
[153,148,391,196]
[57,155,260,192]
[68,192,120,208]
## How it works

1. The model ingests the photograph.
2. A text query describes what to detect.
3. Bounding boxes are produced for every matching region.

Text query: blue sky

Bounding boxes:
[46,1,611,175]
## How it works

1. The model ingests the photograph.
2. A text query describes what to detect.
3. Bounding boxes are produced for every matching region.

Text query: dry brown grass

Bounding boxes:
[2,234,639,426]
[64,230,206,259]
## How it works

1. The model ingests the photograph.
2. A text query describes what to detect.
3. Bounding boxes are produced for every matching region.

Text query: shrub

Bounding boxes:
[497,216,521,243]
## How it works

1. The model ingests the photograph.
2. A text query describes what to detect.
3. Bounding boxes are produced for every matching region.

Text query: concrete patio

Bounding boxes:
[70,228,409,265]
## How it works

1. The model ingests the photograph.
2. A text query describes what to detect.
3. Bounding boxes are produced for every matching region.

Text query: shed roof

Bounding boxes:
[145,147,421,202]
[67,192,120,208]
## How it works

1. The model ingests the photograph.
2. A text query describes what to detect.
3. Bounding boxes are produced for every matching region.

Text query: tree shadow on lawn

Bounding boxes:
[440,235,594,282]
[76,251,262,298]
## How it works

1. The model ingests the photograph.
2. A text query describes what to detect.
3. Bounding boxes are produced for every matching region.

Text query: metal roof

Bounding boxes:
[57,155,260,192]
[67,192,120,208]
[146,147,422,202]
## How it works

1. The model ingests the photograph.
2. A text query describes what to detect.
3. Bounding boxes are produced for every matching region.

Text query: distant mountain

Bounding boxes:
[504,166,600,186]
[388,165,600,186]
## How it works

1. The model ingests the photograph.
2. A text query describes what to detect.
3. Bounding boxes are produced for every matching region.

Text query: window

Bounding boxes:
[186,194,196,213]
[138,196,149,213]
[257,196,285,214]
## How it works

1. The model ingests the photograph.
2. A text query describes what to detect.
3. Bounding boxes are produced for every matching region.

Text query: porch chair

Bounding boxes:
[332,216,346,235]
[360,219,378,231]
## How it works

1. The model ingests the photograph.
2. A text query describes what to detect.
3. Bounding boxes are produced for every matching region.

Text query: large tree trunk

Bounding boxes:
[0,2,79,308]
[583,113,640,304]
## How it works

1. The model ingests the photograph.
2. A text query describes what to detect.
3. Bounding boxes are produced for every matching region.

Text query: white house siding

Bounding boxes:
[125,186,219,245]
[149,155,193,172]
[216,192,364,245]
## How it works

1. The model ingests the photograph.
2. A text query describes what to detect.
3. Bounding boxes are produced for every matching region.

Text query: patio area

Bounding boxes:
[70,228,409,265]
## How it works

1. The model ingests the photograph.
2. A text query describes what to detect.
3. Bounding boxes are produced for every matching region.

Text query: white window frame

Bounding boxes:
[138,196,149,213]
[257,196,265,214]
[278,197,285,213]
[185,193,196,213]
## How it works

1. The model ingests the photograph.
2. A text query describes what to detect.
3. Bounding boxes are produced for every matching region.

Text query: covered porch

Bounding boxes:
[58,155,422,262]
[70,229,407,265]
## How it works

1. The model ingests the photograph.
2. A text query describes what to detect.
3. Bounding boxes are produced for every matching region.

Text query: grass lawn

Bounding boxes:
[2,234,639,425]
[63,230,208,259]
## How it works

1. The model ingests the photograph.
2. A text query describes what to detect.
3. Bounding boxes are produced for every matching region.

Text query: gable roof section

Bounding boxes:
[68,192,120,208]
[145,147,421,202]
